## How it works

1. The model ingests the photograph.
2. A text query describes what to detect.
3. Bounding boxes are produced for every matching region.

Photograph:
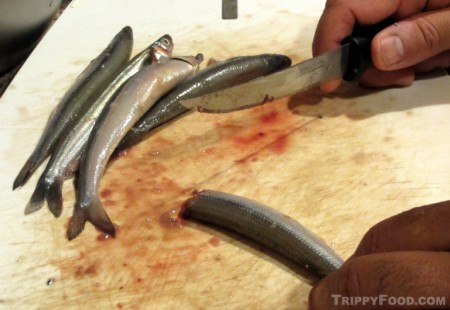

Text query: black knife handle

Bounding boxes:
[342,17,395,81]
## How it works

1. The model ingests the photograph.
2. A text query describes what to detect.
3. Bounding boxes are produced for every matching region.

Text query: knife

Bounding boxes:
[180,21,391,113]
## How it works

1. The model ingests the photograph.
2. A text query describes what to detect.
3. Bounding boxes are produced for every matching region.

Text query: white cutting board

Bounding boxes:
[1,0,450,309]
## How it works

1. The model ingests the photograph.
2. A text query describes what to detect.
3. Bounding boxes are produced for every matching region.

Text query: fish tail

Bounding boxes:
[46,176,64,218]
[24,176,47,215]
[13,159,38,190]
[67,198,115,240]
[67,204,85,240]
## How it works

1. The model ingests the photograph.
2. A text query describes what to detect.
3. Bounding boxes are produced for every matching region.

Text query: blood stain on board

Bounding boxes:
[50,97,310,305]
[222,100,300,162]
[74,263,98,278]
[232,131,267,146]
[100,188,113,198]
[208,237,221,247]
[159,208,184,229]
[260,110,278,124]
[96,231,115,242]
[267,135,289,154]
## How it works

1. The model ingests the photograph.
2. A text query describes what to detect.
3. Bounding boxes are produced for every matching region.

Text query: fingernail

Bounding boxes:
[380,36,404,67]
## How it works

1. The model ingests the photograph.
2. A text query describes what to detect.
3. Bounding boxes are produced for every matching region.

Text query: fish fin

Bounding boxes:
[67,204,85,240]
[46,176,63,218]
[24,176,47,215]
[86,198,116,237]
[67,198,115,240]
[13,159,37,190]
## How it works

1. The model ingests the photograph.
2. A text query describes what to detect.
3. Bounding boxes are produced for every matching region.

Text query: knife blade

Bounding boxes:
[180,20,392,113]
[180,44,350,113]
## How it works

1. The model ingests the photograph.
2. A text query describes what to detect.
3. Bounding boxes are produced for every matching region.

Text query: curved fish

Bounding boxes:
[181,190,343,280]
[13,26,133,190]
[116,54,292,151]
[67,54,203,240]
[24,35,174,218]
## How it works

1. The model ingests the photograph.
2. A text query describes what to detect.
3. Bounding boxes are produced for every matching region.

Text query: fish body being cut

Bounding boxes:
[117,54,292,151]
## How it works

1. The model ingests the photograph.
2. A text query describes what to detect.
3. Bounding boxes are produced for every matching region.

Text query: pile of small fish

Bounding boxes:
[13,26,292,240]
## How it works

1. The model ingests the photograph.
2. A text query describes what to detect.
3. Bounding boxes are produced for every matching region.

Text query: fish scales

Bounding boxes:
[182,190,343,280]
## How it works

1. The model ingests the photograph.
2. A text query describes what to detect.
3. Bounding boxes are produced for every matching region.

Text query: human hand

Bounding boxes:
[308,200,450,309]
[313,0,450,92]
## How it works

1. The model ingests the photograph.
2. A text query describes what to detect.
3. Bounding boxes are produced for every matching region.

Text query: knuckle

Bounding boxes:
[415,16,443,50]
[376,259,404,292]
[356,222,383,255]
[425,0,450,11]
[343,258,395,296]
[379,256,441,295]
[324,0,339,9]
[341,262,363,298]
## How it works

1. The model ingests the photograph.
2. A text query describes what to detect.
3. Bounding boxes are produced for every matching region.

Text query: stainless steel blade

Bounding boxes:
[180,44,349,113]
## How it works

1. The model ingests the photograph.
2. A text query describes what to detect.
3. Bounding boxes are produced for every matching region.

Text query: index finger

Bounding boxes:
[309,251,450,309]
[353,200,450,257]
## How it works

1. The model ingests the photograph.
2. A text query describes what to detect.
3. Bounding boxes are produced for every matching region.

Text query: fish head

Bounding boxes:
[172,53,204,69]
[150,34,174,63]
[262,54,292,72]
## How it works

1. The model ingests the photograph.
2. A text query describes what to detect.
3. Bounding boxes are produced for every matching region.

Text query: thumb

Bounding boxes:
[372,8,450,70]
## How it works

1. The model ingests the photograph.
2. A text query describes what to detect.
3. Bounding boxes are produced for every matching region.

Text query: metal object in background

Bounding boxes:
[222,0,237,19]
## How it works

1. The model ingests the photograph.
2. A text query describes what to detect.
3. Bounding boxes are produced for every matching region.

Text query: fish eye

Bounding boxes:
[161,38,170,46]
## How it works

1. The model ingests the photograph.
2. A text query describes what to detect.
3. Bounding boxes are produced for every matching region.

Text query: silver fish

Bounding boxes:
[67,54,204,240]
[24,35,174,218]
[116,54,292,151]
[13,26,133,190]
[181,190,343,280]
